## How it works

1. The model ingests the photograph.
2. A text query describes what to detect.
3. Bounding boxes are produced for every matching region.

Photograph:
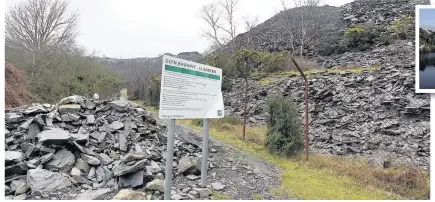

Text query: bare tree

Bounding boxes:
[280,0,321,56]
[243,15,259,47]
[6,0,79,52]
[218,0,239,44]
[201,4,224,47]
[200,0,240,50]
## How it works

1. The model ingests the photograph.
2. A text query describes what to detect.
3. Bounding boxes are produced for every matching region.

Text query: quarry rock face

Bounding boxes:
[224,64,430,168]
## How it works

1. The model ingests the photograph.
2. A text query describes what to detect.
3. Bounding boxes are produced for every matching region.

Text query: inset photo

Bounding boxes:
[416,5,435,93]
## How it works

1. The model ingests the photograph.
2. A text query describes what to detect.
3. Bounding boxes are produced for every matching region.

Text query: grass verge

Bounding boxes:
[177,117,429,200]
[257,65,381,86]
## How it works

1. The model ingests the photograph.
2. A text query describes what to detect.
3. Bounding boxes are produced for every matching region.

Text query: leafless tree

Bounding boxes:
[6,0,79,53]
[200,4,224,47]
[200,0,240,50]
[218,0,239,45]
[280,0,321,56]
[243,15,259,47]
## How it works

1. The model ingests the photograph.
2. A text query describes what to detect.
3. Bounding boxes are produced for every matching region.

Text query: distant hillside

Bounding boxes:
[97,52,203,81]
[420,28,435,53]
[420,25,435,31]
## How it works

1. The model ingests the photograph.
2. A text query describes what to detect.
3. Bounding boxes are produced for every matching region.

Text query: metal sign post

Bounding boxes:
[164,119,176,200]
[200,118,209,186]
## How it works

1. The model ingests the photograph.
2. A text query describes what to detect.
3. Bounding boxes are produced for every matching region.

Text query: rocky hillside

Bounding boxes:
[215,5,345,55]
[224,64,430,168]
[214,0,429,67]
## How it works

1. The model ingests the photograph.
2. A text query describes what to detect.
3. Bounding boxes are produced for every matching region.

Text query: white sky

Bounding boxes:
[5,0,353,58]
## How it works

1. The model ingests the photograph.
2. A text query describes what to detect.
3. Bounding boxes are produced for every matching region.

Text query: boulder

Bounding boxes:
[178,156,201,175]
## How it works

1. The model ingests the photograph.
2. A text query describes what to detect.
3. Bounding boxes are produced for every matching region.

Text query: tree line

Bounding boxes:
[5,0,121,104]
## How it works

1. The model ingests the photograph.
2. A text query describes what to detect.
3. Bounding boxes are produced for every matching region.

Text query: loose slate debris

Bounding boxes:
[4,95,212,199]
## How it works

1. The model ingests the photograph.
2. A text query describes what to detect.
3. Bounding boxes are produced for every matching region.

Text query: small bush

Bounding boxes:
[265,94,304,156]
[389,15,414,40]
[344,24,382,51]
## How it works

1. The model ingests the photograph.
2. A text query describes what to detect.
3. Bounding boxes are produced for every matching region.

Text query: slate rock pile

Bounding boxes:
[224,66,430,169]
[4,95,214,200]
[341,0,428,27]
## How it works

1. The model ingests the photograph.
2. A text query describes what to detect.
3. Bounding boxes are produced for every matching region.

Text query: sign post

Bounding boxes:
[164,119,176,200]
[200,118,209,186]
[159,55,224,200]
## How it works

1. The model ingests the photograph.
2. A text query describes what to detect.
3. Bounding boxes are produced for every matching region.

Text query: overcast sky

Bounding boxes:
[5,0,353,58]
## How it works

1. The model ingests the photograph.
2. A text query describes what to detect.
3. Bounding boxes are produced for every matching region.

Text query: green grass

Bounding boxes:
[251,194,264,200]
[211,192,232,200]
[177,119,429,200]
[131,100,158,113]
[255,65,382,86]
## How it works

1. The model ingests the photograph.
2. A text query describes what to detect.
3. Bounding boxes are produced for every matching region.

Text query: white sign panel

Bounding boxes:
[159,55,224,119]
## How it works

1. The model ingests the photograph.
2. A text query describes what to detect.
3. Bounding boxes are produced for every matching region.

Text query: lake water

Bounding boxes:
[420,52,435,89]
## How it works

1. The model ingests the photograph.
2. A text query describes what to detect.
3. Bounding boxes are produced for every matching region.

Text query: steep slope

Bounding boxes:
[213,0,429,68]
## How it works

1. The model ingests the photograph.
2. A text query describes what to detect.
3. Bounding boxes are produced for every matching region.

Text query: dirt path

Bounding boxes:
[145,107,293,200]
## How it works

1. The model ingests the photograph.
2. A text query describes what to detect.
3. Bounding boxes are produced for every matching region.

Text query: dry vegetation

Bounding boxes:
[5,62,32,109]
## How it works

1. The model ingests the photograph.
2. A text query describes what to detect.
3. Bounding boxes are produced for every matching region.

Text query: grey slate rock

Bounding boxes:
[75,188,111,200]
[5,162,28,177]
[58,104,81,113]
[113,159,147,176]
[37,128,70,144]
[90,131,100,140]
[27,123,41,139]
[108,121,124,131]
[75,158,91,173]
[108,101,128,112]
[81,154,101,166]
[118,133,127,151]
[145,179,164,192]
[211,182,225,191]
[5,113,23,123]
[5,151,22,163]
[178,156,201,175]
[27,169,71,192]
[121,152,147,163]
[44,149,75,172]
[193,187,212,198]
[87,167,96,179]
[10,178,26,192]
[87,115,96,125]
[40,153,54,164]
[118,170,144,188]
[98,153,114,165]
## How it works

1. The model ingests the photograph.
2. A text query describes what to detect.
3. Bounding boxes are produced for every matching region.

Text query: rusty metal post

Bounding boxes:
[290,57,309,160]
